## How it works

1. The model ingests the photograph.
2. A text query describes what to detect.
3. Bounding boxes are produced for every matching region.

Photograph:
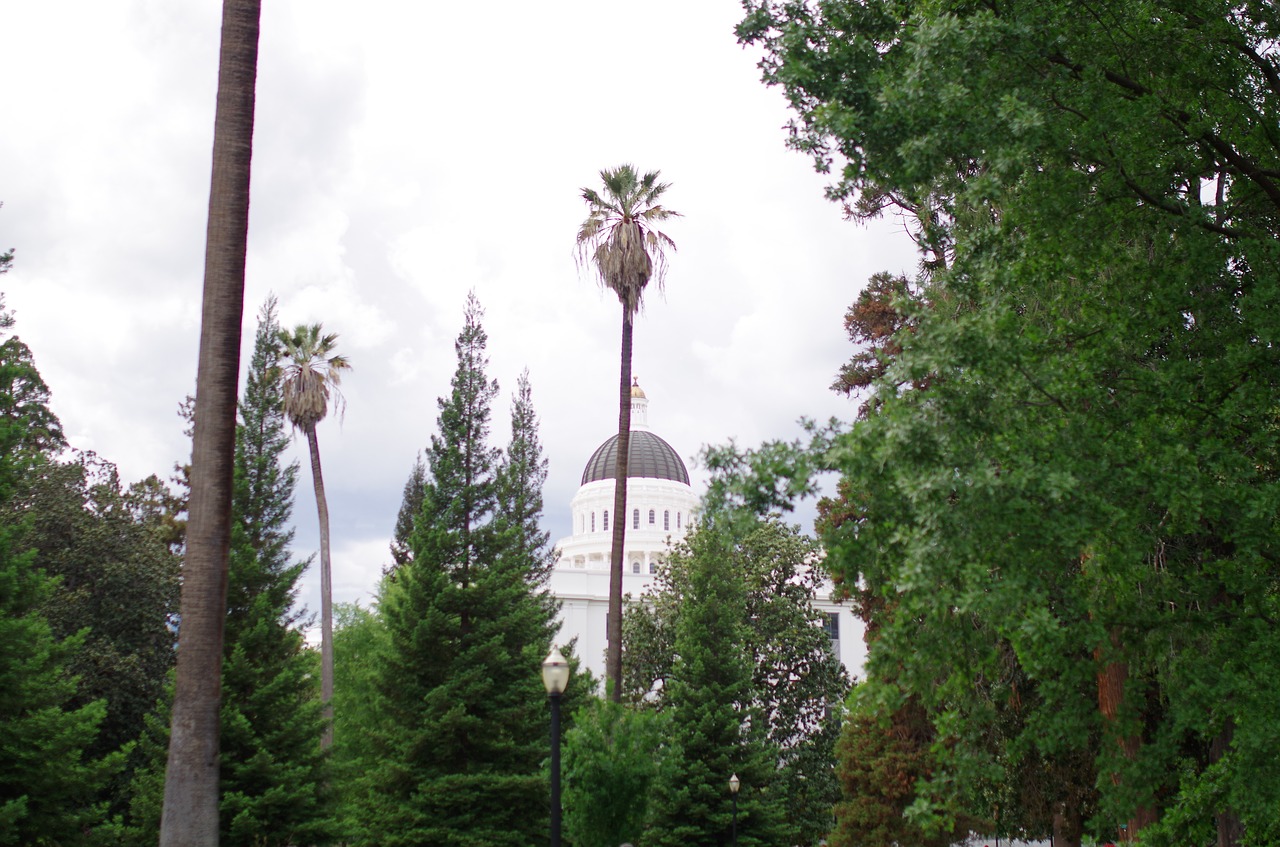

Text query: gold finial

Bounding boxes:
[630,377,646,399]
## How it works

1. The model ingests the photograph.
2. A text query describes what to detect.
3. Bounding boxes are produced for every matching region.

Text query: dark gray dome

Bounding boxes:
[581,430,690,486]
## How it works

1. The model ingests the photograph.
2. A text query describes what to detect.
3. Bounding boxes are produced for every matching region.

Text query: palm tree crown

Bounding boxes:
[277,323,350,431]
[576,164,680,316]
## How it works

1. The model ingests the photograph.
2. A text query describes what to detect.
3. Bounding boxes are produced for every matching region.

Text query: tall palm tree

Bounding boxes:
[160,1,261,844]
[277,323,350,747]
[576,164,680,700]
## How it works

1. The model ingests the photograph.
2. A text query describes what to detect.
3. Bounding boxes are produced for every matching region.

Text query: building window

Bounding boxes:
[632,561,641,573]
[633,508,639,529]
[649,561,657,574]
[677,512,681,530]
[823,613,840,642]
[591,512,595,532]
[603,510,609,532]
[663,510,670,531]
[648,509,655,525]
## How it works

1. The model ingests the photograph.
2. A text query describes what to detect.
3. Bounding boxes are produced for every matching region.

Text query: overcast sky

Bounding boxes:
[1,0,918,623]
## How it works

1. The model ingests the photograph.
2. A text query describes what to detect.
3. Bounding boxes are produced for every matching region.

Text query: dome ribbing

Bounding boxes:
[581,430,690,486]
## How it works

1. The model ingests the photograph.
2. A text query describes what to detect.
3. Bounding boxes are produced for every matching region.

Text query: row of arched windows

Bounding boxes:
[627,507,683,531]
[585,508,686,534]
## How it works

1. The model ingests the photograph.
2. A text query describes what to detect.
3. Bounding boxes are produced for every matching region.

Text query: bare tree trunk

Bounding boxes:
[1211,719,1244,847]
[160,1,260,843]
[605,308,633,701]
[1053,804,1082,847]
[306,423,335,747]
[1096,631,1157,842]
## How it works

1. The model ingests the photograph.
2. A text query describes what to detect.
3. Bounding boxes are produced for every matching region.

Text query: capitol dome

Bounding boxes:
[580,431,690,486]
[550,379,702,681]
[547,379,865,684]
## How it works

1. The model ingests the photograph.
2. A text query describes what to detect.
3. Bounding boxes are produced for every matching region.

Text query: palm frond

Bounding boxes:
[276,323,352,430]
[575,164,680,314]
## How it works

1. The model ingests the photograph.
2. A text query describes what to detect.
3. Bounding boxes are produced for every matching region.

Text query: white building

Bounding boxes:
[547,380,866,682]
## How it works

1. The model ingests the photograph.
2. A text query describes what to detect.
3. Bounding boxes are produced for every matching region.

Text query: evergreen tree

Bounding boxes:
[496,369,595,705]
[0,539,119,846]
[387,452,426,572]
[831,695,955,847]
[645,522,783,847]
[495,368,557,614]
[13,451,180,818]
[121,298,328,846]
[328,600,392,841]
[623,517,849,846]
[0,335,65,455]
[370,293,557,846]
[562,698,668,847]
[219,295,328,845]
[0,297,120,844]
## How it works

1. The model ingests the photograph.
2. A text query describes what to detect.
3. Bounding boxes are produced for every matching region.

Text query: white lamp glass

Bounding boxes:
[542,646,570,695]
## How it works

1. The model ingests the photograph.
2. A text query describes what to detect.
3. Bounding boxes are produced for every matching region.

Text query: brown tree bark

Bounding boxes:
[159,0,260,843]
[1096,631,1157,842]
[1053,804,1083,847]
[605,308,633,701]
[1211,719,1244,847]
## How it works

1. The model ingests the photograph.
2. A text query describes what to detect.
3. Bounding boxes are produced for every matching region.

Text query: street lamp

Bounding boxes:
[542,647,570,847]
[729,773,740,847]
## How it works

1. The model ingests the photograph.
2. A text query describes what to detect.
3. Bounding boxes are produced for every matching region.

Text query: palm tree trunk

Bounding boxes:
[160,1,260,844]
[606,307,633,701]
[306,422,335,748]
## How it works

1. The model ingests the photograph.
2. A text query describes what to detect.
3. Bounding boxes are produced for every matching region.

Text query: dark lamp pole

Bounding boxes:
[729,773,740,847]
[543,647,569,847]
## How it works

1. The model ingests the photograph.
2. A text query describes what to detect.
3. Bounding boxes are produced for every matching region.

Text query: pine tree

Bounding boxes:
[387,452,426,573]
[0,298,120,844]
[370,293,557,846]
[645,522,783,847]
[495,368,557,613]
[219,295,328,846]
[0,335,65,455]
[120,298,328,846]
[623,517,849,846]
[13,452,179,817]
[0,540,119,846]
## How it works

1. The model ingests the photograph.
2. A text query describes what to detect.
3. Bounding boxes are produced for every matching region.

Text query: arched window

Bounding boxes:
[648,509,656,525]
[649,561,657,574]
[632,561,641,574]
[603,510,609,531]
[633,508,639,529]
[663,510,670,530]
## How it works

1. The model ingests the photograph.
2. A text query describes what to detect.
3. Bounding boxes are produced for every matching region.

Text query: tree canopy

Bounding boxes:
[363,293,561,847]
[727,1,1280,843]
[623,516,849,845]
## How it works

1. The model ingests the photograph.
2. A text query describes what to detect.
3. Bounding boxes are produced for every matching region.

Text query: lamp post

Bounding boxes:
[729,773,740,847]
[542,647,570,847]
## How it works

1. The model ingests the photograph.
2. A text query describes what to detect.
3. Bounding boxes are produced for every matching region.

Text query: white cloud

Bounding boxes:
[1,0,920,615]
